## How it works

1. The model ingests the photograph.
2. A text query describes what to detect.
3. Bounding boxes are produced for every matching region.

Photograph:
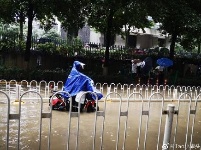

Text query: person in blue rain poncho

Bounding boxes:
[63,61,103,100]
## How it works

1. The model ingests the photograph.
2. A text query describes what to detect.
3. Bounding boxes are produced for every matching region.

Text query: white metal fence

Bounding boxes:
[1,80,201,101]
[0,80,201,150]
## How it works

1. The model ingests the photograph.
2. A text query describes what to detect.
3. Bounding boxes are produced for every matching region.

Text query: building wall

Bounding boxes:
[31,18,170,49]
[114,35,125,46]
[31,19,170,49]
[78,26,170,49]
[89,28,102,44]
[31,18,62,38]
[136,34,150,49]
[152,36,159,48]
[78,25,90,43]
[165,36,171,49]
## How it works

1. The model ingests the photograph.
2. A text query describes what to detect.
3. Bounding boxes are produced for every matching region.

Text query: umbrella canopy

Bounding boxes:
[157,58,173,67]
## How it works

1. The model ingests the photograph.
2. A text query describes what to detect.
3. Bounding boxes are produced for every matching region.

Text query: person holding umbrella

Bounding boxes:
[155,65,165,85]
[131,59,137,77]
[156,58,173,85]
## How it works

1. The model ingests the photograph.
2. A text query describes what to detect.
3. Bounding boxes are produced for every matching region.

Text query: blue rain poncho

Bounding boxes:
[63,61,103,100]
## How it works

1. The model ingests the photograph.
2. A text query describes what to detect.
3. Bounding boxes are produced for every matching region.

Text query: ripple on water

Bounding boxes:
[0,101,44,149]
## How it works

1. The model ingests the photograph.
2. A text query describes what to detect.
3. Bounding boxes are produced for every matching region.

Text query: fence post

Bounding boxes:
[173,89,177,99]
[162,104,175,150]
[15,84,21,102]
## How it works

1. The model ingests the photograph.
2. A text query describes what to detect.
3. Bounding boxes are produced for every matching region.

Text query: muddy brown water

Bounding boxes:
[1,94,201,150]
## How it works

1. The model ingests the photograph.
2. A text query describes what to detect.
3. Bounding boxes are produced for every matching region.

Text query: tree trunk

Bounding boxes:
[19,9,24,51]
[197,38,201,54]
[169,31,178,59]
[25,2,34,63]
[125,25,131,48]
[67,27,78,43]
[103,10,114,76]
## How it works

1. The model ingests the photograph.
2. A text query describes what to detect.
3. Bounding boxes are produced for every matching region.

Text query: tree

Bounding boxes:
[117,1,153,48]
[0,0,26,50]
[0,0,16,23]
[146,0,196,59]
[88,0,135,75]
[0,0,56,63]
[0,0,89,64]
[87,0,153,75]
[179,14,201,54]
[52,0,89,41]
[185,0,201,14]
[25,0,58,62]
[180,0,201,54]
[0,22,20,52]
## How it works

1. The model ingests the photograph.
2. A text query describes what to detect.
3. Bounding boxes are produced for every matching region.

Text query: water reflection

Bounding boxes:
[1,96,201,149]
[0,94,42,149]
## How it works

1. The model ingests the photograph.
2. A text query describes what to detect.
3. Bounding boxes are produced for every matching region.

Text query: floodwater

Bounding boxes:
[1,93,201,150]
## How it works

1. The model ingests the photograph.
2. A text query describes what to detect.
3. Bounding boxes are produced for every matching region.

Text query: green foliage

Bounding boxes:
[52,0,88,39]
[0,33,24,52]
[42,30,61,39]
[33,37,85,56]
[0,66,25,80]
[174,43,184,52]
[0,66,68,82]
[56,44,69,56]
[178,13,201,53]
[37,43,56,54]
[1,0,201,60]
[0,28,19,52]
[65,38,85,56]
[146,0,201,57]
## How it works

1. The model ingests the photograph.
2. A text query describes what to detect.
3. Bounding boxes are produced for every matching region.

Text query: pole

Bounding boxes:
[15,84,21,102]
[162,104,175,150]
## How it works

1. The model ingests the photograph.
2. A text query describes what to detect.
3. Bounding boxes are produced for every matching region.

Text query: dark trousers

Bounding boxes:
[158,72,164,85]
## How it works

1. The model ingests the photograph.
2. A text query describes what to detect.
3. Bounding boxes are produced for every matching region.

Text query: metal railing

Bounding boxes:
[1,80,201,102]
[0,91,201,150]
[0,80,201,149]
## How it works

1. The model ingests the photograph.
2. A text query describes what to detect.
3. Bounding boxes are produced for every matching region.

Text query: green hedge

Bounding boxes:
[0,66,68,82]
[1,65,201,86]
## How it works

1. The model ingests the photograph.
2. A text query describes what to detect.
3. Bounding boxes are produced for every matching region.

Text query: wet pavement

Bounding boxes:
[1,96,201,150]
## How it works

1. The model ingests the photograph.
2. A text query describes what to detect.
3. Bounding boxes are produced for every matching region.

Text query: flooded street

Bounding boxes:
[1,96,201,150]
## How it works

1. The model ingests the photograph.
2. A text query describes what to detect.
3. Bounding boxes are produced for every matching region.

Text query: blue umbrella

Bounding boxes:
[157,58,173,67]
